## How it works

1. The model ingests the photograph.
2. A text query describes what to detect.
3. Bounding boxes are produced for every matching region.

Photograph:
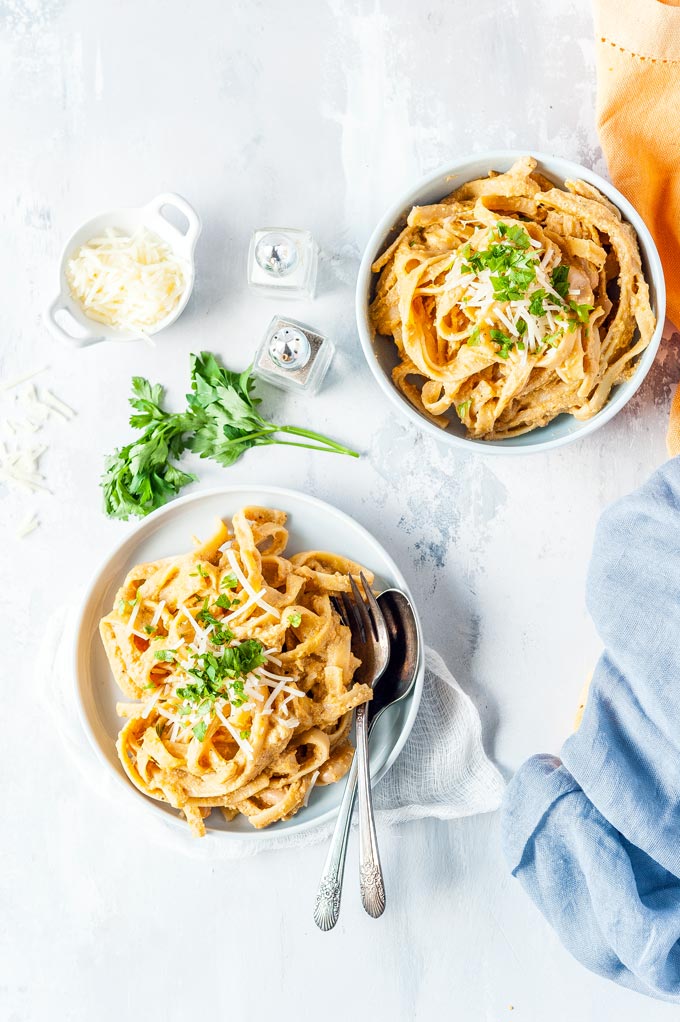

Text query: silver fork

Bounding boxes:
[315,573,390,923]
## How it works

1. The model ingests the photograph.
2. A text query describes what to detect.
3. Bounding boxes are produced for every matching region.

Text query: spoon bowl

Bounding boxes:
[370,588,420,726]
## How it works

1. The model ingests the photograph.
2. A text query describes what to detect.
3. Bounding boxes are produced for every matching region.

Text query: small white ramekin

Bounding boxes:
[45,192,201,347]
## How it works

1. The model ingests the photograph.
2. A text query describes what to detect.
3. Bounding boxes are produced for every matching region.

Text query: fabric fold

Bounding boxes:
[595,0,680,327]
[502,458,680,1001]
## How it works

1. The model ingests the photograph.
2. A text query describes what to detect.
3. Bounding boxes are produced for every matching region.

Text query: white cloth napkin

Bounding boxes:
[40,609,504,859]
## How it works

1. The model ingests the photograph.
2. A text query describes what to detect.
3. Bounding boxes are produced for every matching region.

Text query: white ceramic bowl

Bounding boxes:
[74,485,424,843]
[45,192,201,347]
[356,150,666,454]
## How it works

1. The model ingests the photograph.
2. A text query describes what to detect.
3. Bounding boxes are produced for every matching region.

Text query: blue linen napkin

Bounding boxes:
[502,457,680,1002]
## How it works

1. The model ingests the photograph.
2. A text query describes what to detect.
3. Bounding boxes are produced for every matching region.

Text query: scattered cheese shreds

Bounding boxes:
[0,365,49,392]
[65,226,187,333]
[16,512,40,538]
[41,389,76,420]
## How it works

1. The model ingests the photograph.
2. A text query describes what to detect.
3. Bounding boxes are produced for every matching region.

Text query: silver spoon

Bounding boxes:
[313,588,420,931]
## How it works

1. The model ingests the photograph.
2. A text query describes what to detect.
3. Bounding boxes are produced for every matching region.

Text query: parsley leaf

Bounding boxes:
[457,400,471,417]
[529,289,548,317]
[569,300,594,324]
[287,612,302,627]
[101,378,195,521]
[551,264,570,300]
[490,329,515,359]
[154,650,175,662]
[220,572,238,590]
[467,325,481,347]
[193,721,207,742]
[195,599,234,645]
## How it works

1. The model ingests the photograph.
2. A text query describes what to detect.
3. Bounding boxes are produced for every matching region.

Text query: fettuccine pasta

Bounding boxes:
[99,506,373,836]
[370,156,656,439]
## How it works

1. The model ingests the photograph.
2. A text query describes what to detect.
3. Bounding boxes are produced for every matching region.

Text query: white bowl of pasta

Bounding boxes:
[74,486,424,841]
[356,151,665,452]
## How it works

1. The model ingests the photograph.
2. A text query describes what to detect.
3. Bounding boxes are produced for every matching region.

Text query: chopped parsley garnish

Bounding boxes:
[189,563,209,578]
[457,400,471,417]
[461,223,537,302]
[287,612,302,627]
[457,230,592,357]
[143,624,156,635]
[497,222,531,248]
[240,729,251,740]
[220,572,238,590]
[195,598,234,644]
[569,300,593,324]
[551,264,570,300]
[154,650,175,662]
[177,640,266,712]
[214,593,236,610]
[528,289,548,317]
[193,721,207,742]
[490,329,514,359]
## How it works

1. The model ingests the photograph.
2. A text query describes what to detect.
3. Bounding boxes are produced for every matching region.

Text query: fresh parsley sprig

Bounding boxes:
[102,378,195,521]
[187,353,358,467]
[102,354,359,519]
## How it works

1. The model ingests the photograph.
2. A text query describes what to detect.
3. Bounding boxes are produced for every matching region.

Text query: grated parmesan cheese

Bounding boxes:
[65,227,187,333]
[302,770,320,808]
[1,377,76,535]
[226,549,280,619]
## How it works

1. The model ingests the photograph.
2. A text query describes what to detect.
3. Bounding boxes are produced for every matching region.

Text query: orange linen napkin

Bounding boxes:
[595,0,680,328]
[594,0,680,453]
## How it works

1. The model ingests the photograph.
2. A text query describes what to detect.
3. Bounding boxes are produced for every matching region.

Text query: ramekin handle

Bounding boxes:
[44,297,106,347]
[144,192,202,254]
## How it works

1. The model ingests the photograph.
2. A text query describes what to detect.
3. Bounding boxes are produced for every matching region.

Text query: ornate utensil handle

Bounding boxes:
[313,754,359,931]
[356,702,386,917]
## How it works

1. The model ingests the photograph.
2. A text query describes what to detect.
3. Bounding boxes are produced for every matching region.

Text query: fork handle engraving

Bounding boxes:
[313,755,359,931]
[356,702,386,918]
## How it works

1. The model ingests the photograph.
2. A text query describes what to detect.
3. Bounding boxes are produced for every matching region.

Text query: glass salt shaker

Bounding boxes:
[247,228,318,299]
[253,316,334,394]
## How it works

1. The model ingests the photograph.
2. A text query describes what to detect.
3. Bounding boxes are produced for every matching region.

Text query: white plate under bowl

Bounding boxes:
[356,149,666,454]
[74,486,424,841]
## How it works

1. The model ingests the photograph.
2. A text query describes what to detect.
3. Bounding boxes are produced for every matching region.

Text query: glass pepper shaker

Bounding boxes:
[253,315,334,394]
[247,228,318,299]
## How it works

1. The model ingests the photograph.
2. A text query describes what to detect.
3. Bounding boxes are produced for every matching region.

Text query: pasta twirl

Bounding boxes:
[370,156,656,440]
[99,506,373,836]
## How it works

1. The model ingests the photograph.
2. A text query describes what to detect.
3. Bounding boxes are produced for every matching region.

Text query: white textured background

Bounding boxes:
[2,1,678,1019]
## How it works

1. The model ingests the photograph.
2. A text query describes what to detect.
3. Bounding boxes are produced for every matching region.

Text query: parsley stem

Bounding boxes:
[224,424,359,457]
[259,437,360,456]
[278,425,360,457]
